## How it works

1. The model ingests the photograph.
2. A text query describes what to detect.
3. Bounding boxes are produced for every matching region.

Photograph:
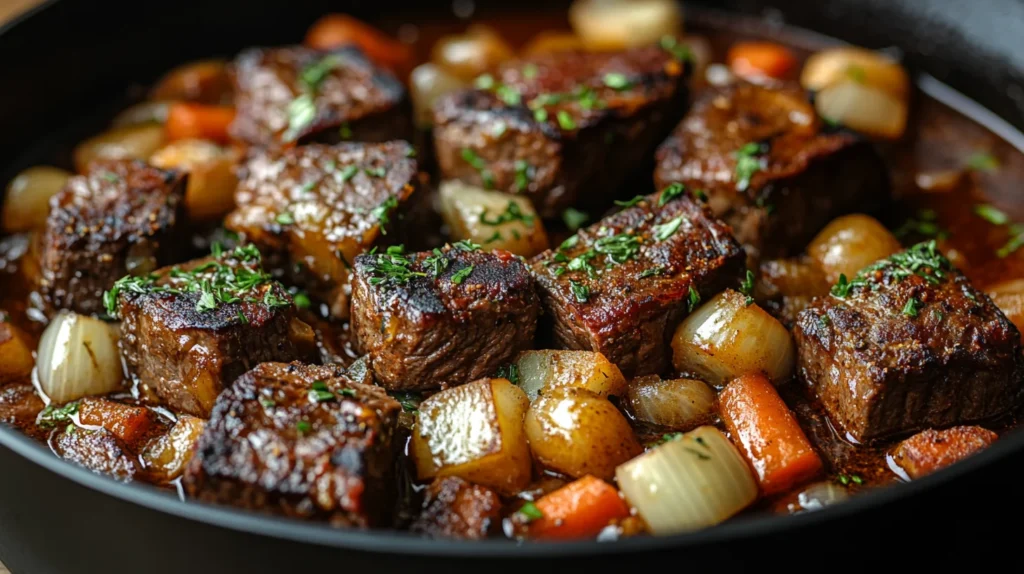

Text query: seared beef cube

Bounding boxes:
[113,245,317,417]
[411,476,502,540]
[184,362,402,527]
[0,384,44,428]
[654,81,889,260]
[433,45,689,218]
[891,426,998,479]
[38,160,186,315]
[351,245,538,390]
[794,241,1024,443]
[227,142,421,317]
[52,426,139,482]
[231,45,409,147]
[530,191,744,377]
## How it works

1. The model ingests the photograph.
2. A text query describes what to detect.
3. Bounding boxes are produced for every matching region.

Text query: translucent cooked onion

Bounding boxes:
[628,376,716,431]
[815,81,908,139]
[671,289,795,388]
[410,63,467,128]
[111,100,174,128]
[73,124,166,173]
[801,47,909,99]
[569,0,683,50]
[988,279,1024,342]
[141,415,205,481]
[431,25,514,80]
[516,349,626,400]
[2,166,72,233]
[36,312,124,404]
[438,180,549,258]
[149,139,239,221]
[615,426,758,535]
[807,214,902,284]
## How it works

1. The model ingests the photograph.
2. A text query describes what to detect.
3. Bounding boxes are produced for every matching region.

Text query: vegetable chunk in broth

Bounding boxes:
[2,1,1024,543]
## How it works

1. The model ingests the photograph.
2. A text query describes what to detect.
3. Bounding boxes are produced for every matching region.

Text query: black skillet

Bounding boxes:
[1,1,1023,572]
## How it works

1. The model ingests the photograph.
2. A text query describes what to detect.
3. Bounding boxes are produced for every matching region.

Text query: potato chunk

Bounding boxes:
[412,378,532,495]
[515,350,627,401]
[141,415,205,481]
[439,180,549,257]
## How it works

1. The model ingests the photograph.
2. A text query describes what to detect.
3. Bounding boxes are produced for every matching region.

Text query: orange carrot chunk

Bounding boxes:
[527,475,630,540]
[727,42,797,80]
[305,14,412,77]
[77,397,159,450]
[720,373,822,495]
[165,103,236,144]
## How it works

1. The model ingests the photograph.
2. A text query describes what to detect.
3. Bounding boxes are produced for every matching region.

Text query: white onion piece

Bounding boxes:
[815,82,908,139]
[616,426,758,535]
[569,0,683,50]
[807,214,902,284]
[672,289,795,388]
[37,312,124,404]
[515,349,626,401]
[73,124,166,173]
[801,47,909,99]
[628,376,716,431]
[410,63,467,128]
[2,166,72,233]
[988,279,1024,342]
[430,25,514,80]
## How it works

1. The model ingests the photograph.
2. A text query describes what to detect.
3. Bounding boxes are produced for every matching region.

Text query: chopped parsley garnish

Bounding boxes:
[475,74,495,89]
[522,63,539,80]
[557,110,577,130]
[739,269,755,305]
[658,183,685,206]
[494,363,521,385]
[603,72,632,90]
[966,152,1000,173]
[451,265,475,284]
[659,35,693,63]
[734,142,766,192]
[615,195,645,208]
[390,391,422,413]
[570,280,590,303]
[37,402,79,428]
[594,232,641,264]
[518,501,544,522]
[639,266,664,279]
[339,165,359,183]
[998,224,1024,258]
[818,314,831,328]
[422,248,449,277]
[300,54,342,91]
[275,212,295,226]
[293,292,312,309]
[296,420,312,434]
[687,286,701,312]
[453,239,481,252]
[894,208,948,240]
[974,204,1009,225]
[480,201,535,227]
[364,245,427,288]
[514,160,531,192]
[559,235,580,251]
[902,296,921,318]
[101,172,120,183]
[562,208,589,231]
[496,85,522,106]
[258,397,276,408]
[492,121,508,138]
[364,166,387,178]
[370,196,399,232]
[484,231,503,244]
[693,189,709,202]
[653,432,683,446]
[339,388,357,397]
[284,93,317,142]
[653,216,684,241]
[339,122,353,139]
[836,474,864,486]
[460,148,494,189]
[309,380,335,403]
[830,240,952,298]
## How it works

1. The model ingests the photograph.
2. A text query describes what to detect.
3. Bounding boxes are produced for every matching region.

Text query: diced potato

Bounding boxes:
[524,388,642,481]
[515,350,627,401]
[439,180,549,257]
[412,378,532,495]
[431,24,515,80]
[141,415,205,481]
[149,139,240,220]
[78,397,159,451]
[0,320,34,386]
[410,63,467,128]
[2,166,72,233]
[807,214,902,284]
[73,124,166,174]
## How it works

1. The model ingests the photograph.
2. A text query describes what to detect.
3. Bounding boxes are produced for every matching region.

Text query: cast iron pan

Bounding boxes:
[1,1,1023,572]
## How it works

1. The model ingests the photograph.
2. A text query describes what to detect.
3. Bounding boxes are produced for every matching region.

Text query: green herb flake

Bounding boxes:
[365,244,427,288]
[339,122,353,139]
[338,165,359,183]
[562,208,589,231]
[474,74,495,89]
[603,72,632,90]
[370,196,399,232]
[258,396,276,408]
[902,296,921,318]
[739,269,755,305]
[309,380,335,403]
[496,85,522,106]
[339,388,357,397]
[364,166,387,178]
[284,93,317,142]
[275,212,295,226]
[966,152,1000,173]
[734,142,765,192]
[594,233,641,265]
[514,160,531,192]
[460,148,495,189]
[518,501,544,522]
[491,121,508,138]
[639,266,664,279]
[422,248,450,277]
[894,208,948,240]
[837,474,851,486]
[818,314,831,328]
[37,402,79,428]
[830,240,953,299]
[653,432,682,446]
[390,391,422,413]
[687,286,701,312]
[614,195,645,208]
[296,420,312,434]
[570,280,590,303]
[851,474,864,485]
[522,63,539,80]
[974,204,1009,225]
[559,235,579,251]
[480,201,535,227]
[293,292,312,309]
[453,239,481,252]
[451,265,475,285]
[101,172,121,183]
[659,183,685,206]
[556,110,577,131]
[533,108,549,122]
[654,216,684,241]
[300,54,342,91]
[659,35,693,63]
[494,363,521,385]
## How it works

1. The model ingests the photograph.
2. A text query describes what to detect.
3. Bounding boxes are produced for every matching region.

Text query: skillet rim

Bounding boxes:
[1,0,1023,559]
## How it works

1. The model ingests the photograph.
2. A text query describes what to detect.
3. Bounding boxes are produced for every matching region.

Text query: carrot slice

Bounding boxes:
[719,373,822,495]
[77,398,158,451]
[727,42,797,80]
[528,475,630,540]
[165,103,236,144]
[305,14,412,77]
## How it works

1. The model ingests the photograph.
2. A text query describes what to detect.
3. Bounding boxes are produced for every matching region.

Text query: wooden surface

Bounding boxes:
[0,0,38,560]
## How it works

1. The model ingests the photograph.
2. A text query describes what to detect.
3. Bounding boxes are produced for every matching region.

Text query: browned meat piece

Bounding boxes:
[51,426,139,482]
[654,81,889,260]
[227,142,422,317]
[794,241,1024,443]
[112,245,318,417]
[351,244,538,390]
[230,45,409,147]
[891,426,998,479]
[38,159,186,316]
[433,45,689,218]
[530,190,744,378]
[411,476,502,540]
[184,362,402,527]
[0,384,44,428]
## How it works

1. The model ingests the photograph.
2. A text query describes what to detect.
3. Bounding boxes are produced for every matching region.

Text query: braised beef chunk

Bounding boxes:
[227,142,421,317]
[113,245,317,417]
[0,384,44,428]
[432,45,689,218]
[411,476,502,540]
[231,45,409,147]
[654,81,889,260]
[184,362,402,527]
[38,160,186,316]
[530,190,744,377]
[794,242,1024,443]
[892,426,998,479]
[351,245,538,390]
[51,426,140,482]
